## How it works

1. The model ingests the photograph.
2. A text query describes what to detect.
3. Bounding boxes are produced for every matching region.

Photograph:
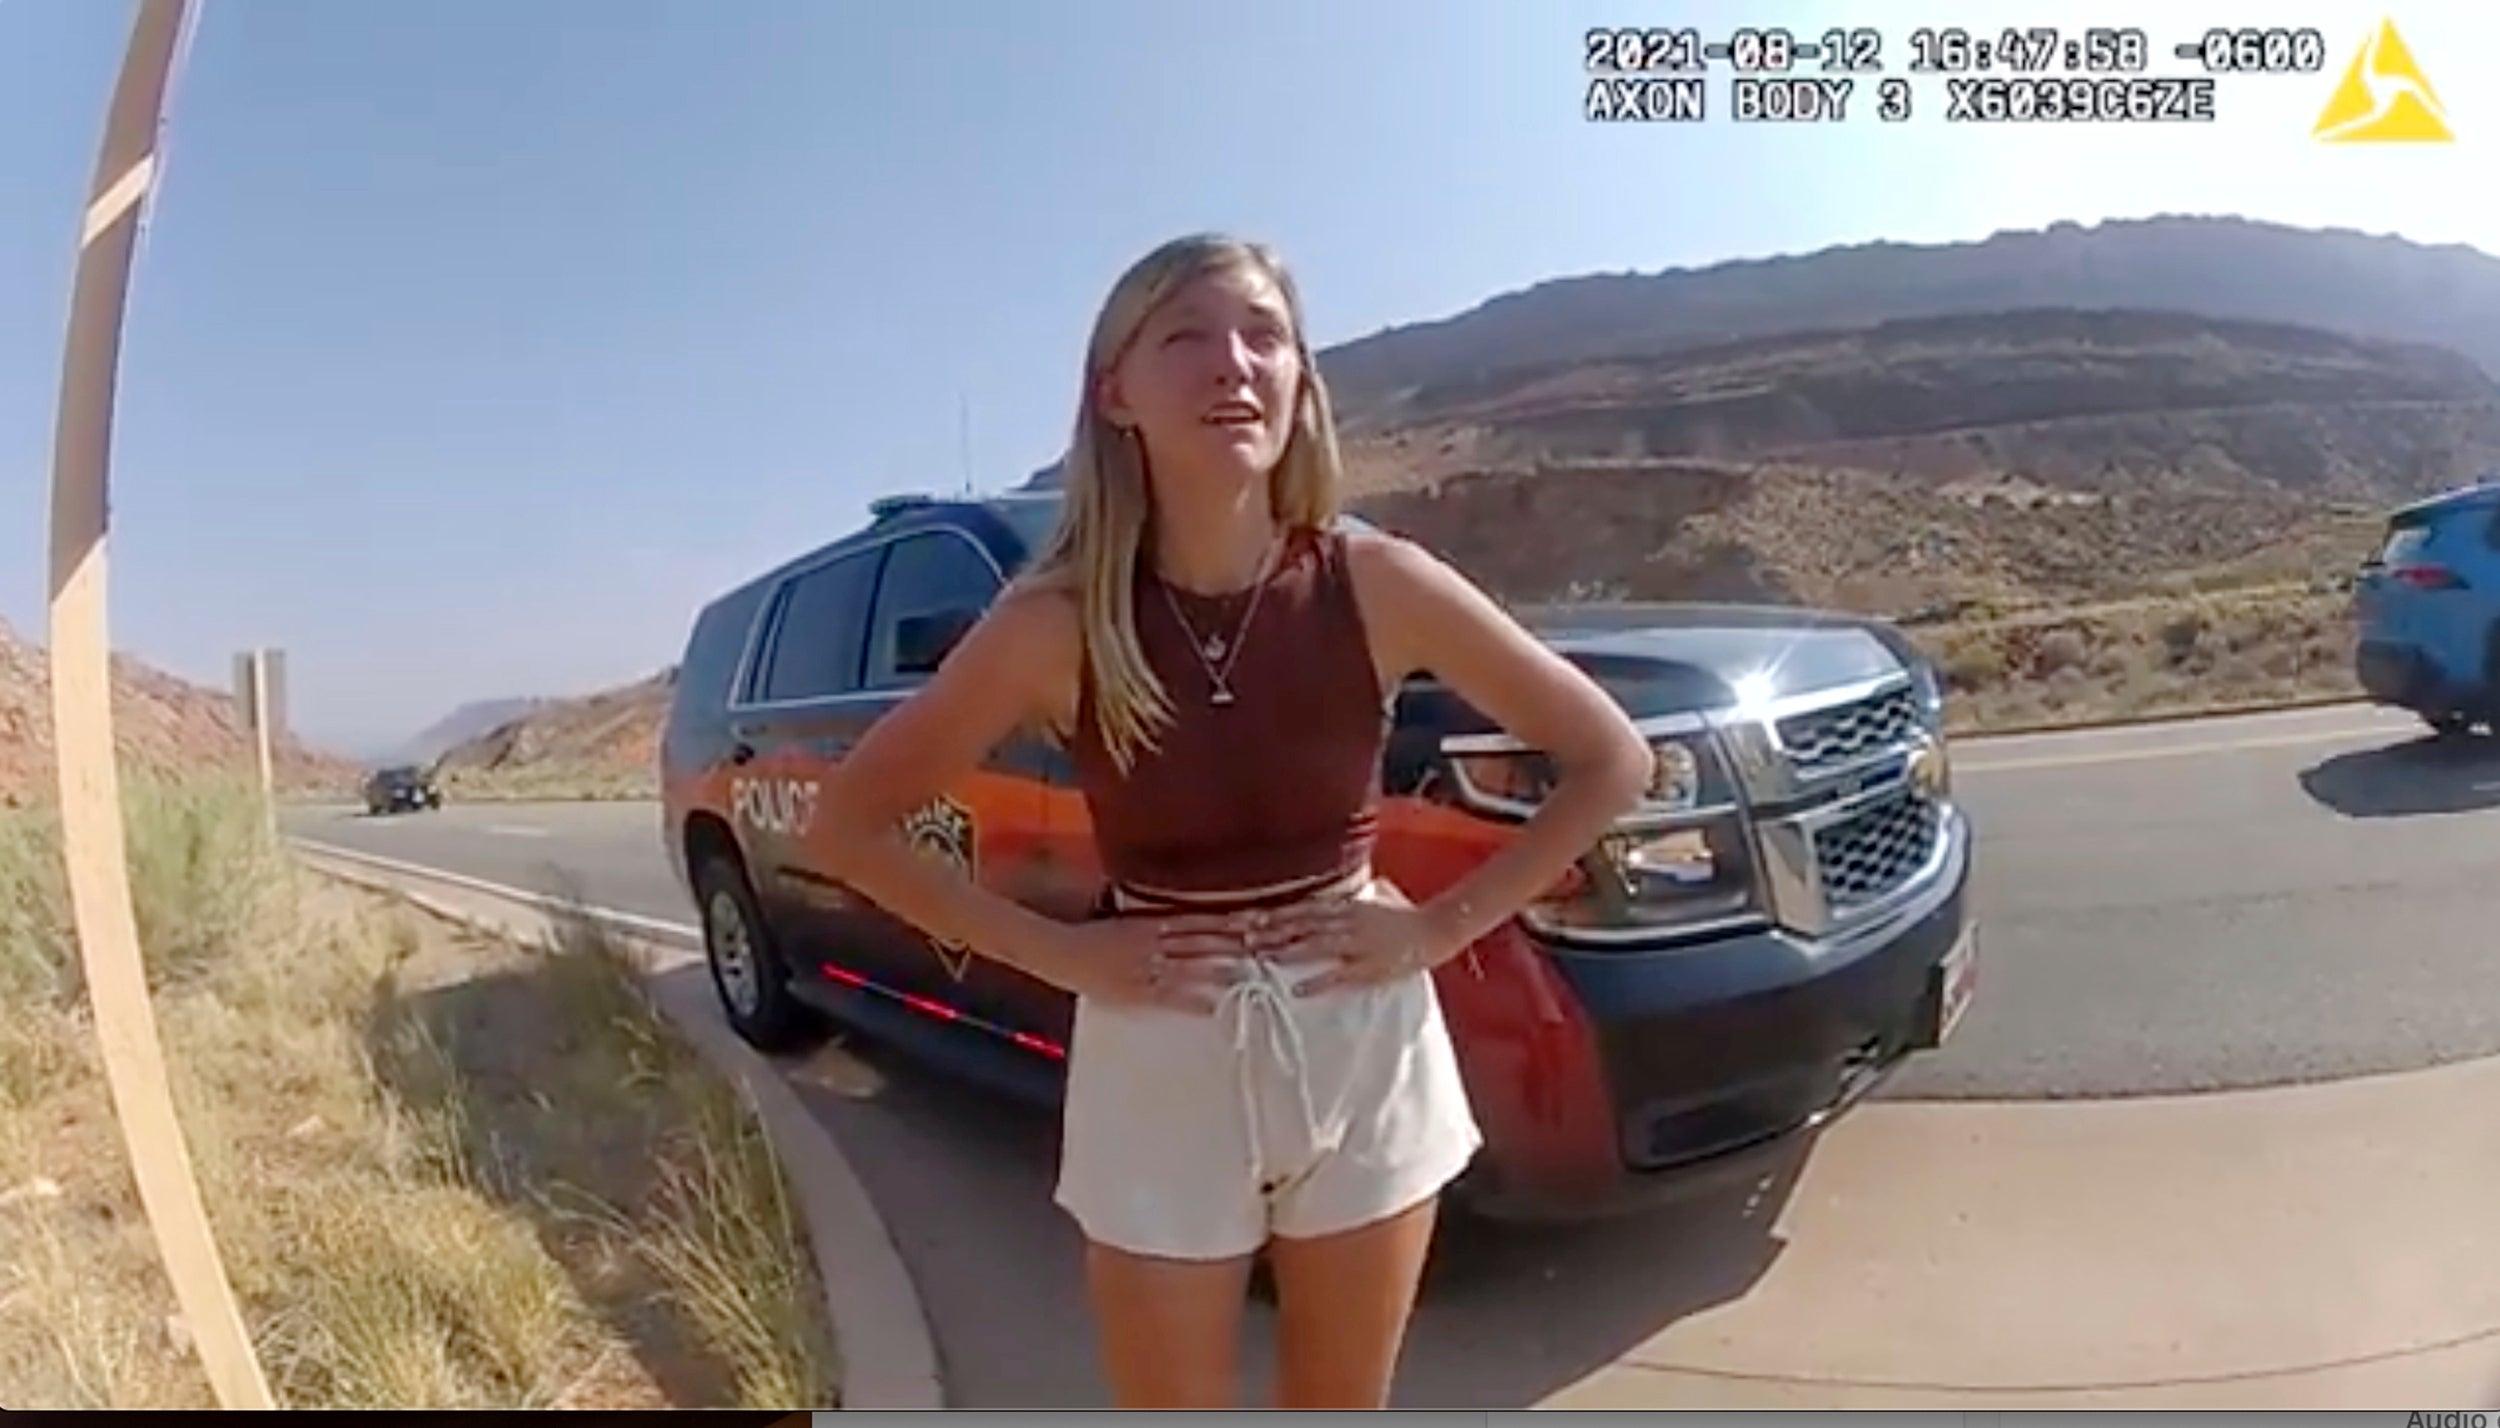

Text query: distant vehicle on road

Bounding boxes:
[363,764,442,815]
[2354,479,2500,738]
[659,489,1977,1223]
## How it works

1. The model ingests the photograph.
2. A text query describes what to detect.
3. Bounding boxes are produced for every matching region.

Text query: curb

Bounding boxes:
[290,845,946,1412]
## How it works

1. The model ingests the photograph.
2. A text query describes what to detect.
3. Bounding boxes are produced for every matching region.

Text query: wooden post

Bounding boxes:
[47,0,275,1410]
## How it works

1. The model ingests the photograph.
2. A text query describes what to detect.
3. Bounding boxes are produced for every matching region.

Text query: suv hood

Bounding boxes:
[1384,601,1924,782]
[1513,602,1914,720]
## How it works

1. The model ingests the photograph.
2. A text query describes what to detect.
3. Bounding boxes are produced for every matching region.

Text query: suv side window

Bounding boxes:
[863,530,1002,689]
[2377,518,2433,566]
[754,550,880,703]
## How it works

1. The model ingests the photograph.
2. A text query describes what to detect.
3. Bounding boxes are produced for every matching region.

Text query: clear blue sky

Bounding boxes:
[2,0,2492,756]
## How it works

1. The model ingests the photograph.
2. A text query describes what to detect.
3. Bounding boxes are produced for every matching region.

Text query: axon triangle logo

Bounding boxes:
[2313,18,2453,143]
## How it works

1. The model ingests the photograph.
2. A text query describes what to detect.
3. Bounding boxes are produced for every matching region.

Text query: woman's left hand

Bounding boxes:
[1237,898,1457,997]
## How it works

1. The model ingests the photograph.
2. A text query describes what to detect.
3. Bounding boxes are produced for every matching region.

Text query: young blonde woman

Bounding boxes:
[810,233,1653,1408]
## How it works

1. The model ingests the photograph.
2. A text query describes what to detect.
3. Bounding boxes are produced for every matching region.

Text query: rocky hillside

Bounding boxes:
[385,696,550,766]
[0,619,362,807]
[1336,307,2497,616]
[1321,214,2500,411]
[1327,300,2492,731]
[429,669,674,800]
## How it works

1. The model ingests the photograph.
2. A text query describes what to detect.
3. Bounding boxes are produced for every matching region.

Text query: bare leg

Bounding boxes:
[1082,1239,1256,1408]
[1266,1195,1439,1408]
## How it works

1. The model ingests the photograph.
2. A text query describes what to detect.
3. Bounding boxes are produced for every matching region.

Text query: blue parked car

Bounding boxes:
[2353,479,2500,737]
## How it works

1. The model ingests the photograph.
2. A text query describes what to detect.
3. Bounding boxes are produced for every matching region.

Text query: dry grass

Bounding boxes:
[0,777,837,1409]
[1914,588,2362,733]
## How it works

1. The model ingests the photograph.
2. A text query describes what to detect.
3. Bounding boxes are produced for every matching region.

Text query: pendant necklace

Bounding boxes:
[1159,536,1282,707]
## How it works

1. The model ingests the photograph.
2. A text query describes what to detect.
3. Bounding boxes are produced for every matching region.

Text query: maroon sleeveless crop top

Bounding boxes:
[1067,526,1389,899]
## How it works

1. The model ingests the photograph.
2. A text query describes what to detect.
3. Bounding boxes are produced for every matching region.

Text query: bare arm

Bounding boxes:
[807,584,1087,982]
[1348,532,1654,958]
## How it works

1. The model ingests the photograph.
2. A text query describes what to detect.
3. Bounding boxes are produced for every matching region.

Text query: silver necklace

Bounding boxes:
[1158,537,1282,707]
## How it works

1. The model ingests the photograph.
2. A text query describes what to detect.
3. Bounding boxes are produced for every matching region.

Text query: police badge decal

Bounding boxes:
[901,797,979,980]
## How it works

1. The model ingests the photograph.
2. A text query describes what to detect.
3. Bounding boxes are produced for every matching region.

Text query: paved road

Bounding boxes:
[284,702,2500,1100]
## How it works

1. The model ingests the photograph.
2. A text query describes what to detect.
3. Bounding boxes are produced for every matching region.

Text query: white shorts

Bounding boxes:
[1053,877,1485,1262]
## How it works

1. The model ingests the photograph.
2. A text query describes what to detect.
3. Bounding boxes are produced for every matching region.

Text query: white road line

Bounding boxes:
[1954,704,2386,750]
[288,838,700,943]
[484,824,551,839]
[1959,725,2407,775]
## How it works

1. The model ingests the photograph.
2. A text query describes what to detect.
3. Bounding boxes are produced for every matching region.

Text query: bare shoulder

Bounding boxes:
[1343,523,1431,577]
[1340,525,1630,730]
[1337,527,1640,774]
[1341,525,1468,609]
[1339,525,1524,683]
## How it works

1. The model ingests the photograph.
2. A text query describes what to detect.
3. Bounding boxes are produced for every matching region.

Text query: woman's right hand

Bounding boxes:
[1038,913,1248,1014]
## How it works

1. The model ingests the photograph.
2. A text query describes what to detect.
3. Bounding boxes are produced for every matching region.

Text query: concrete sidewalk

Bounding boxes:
[1543,1053,2500,1408]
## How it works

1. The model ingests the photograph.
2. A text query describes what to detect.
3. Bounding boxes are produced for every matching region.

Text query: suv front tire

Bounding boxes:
[693,852,819,1053]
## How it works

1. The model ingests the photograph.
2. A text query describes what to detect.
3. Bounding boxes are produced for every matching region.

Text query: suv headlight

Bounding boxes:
[1906,653,1947,728]
[1439,730,1767,943]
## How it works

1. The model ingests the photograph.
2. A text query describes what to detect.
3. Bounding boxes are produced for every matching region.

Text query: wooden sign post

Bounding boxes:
[233,647,280,833]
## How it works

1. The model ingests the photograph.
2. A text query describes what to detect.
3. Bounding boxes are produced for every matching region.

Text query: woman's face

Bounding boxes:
[1100,260,1303,491]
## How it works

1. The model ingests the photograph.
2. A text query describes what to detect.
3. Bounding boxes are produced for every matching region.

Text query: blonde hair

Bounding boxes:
[1018,233,1350,773]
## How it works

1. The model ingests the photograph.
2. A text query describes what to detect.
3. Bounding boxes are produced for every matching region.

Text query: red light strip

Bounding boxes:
[817,960,1067,1059]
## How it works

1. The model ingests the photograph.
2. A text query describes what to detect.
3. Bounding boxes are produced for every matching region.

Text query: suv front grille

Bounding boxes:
[1736,676,1951,936]
[1812,788,1941,912]
[1777,684,1922,778]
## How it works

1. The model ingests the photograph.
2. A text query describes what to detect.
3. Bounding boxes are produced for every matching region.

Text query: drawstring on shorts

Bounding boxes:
[1056,868,1484,1261]
[1217,956,1340,1197]
[1108,872,1393,1202]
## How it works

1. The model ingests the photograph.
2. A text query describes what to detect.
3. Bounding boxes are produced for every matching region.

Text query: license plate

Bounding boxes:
[1933,923,1978,1044]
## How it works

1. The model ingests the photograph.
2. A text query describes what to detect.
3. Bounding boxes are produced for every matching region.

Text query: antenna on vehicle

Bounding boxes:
[958,393,973,497]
